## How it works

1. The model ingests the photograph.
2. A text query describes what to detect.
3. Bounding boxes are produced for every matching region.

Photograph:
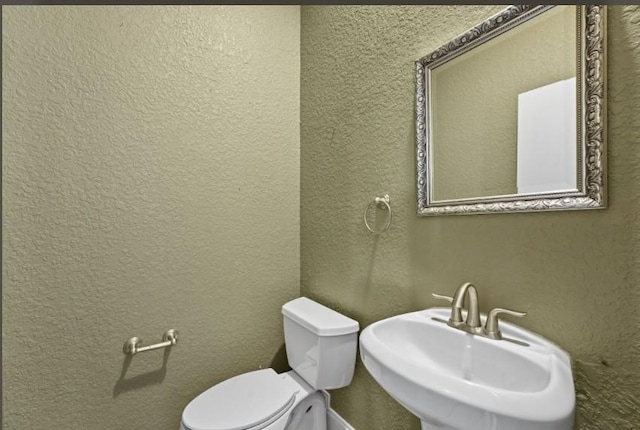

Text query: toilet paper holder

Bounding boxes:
[123,329,178,356]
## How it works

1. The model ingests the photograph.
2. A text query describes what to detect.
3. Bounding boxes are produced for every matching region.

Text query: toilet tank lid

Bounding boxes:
[282,297,359,336]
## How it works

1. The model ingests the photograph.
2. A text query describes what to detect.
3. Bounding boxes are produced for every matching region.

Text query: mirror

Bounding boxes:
[416,6,606,216]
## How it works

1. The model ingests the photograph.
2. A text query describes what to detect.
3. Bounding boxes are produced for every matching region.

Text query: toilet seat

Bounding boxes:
[181,369,297,430]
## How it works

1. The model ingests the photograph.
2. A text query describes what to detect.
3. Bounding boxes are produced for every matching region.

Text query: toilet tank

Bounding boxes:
[282,297,359,390]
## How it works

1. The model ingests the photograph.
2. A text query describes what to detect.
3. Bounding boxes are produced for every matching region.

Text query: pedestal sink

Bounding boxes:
[359,308,575,430]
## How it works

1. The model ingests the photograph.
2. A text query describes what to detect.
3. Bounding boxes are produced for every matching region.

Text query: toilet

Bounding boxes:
[180,297,360,430]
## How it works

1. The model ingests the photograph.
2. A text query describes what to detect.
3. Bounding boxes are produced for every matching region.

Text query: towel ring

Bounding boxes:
[364,194,392,235]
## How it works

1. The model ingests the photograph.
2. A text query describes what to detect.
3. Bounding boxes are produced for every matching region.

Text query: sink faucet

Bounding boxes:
[433,282,526,340]
[434,282,482,334]
[450,282,481,330]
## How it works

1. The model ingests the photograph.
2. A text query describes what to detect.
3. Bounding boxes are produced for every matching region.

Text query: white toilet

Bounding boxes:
[180,297,360,430]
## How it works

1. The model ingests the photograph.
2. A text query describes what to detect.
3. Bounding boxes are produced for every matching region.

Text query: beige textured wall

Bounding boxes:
[301,5,640,430]
[433,6,576,200]
[3,6,299,429]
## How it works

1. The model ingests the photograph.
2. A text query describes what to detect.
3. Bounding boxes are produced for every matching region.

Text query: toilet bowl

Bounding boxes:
[180,297,359,430]
[180,369,324,430]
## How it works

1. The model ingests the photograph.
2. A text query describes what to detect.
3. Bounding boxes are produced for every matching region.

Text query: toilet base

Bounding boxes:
[284,391,327,430]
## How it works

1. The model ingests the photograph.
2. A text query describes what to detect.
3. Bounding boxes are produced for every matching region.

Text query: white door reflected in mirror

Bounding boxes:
[517,77,577,195]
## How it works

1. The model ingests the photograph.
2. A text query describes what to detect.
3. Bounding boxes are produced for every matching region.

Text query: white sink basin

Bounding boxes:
[359,308,575,430]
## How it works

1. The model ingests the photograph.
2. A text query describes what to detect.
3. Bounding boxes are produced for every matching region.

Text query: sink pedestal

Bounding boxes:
[421,421,456,430]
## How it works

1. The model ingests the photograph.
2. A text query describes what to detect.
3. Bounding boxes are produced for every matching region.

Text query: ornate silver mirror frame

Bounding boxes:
[416,5,606,216]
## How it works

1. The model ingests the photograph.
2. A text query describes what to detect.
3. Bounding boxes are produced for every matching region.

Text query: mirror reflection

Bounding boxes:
[431,6,577,202]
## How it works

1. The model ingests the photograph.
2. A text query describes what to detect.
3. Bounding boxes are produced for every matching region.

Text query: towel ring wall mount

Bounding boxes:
[364,194,392,235]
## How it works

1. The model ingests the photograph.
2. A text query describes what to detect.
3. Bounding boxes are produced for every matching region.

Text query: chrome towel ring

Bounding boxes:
[364,194,392,235]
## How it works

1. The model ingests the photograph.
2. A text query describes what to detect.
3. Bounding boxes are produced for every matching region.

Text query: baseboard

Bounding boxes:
[327,408,355,430]
[322,390,355,430]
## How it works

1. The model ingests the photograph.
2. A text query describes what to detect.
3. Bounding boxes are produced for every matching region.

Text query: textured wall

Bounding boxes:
[3,6,299,429]
[301,5,640,430]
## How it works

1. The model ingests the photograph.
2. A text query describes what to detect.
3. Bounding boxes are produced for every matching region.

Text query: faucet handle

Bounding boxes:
[432,293,463,325]
[484,307,527,340]
[431,293,453,303]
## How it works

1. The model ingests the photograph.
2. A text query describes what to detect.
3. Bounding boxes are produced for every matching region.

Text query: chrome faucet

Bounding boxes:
[433,282,482,335]
[433,282,526,340]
